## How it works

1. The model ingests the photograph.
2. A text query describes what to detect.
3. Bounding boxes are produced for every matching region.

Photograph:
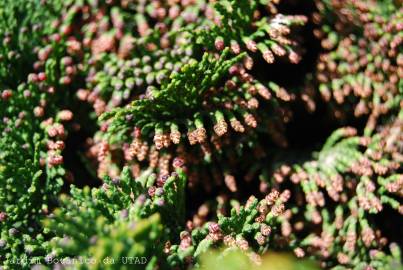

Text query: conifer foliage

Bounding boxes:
[0,0,401,269]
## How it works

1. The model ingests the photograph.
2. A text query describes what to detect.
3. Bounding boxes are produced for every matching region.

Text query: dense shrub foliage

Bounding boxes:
[0,0,401,269]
